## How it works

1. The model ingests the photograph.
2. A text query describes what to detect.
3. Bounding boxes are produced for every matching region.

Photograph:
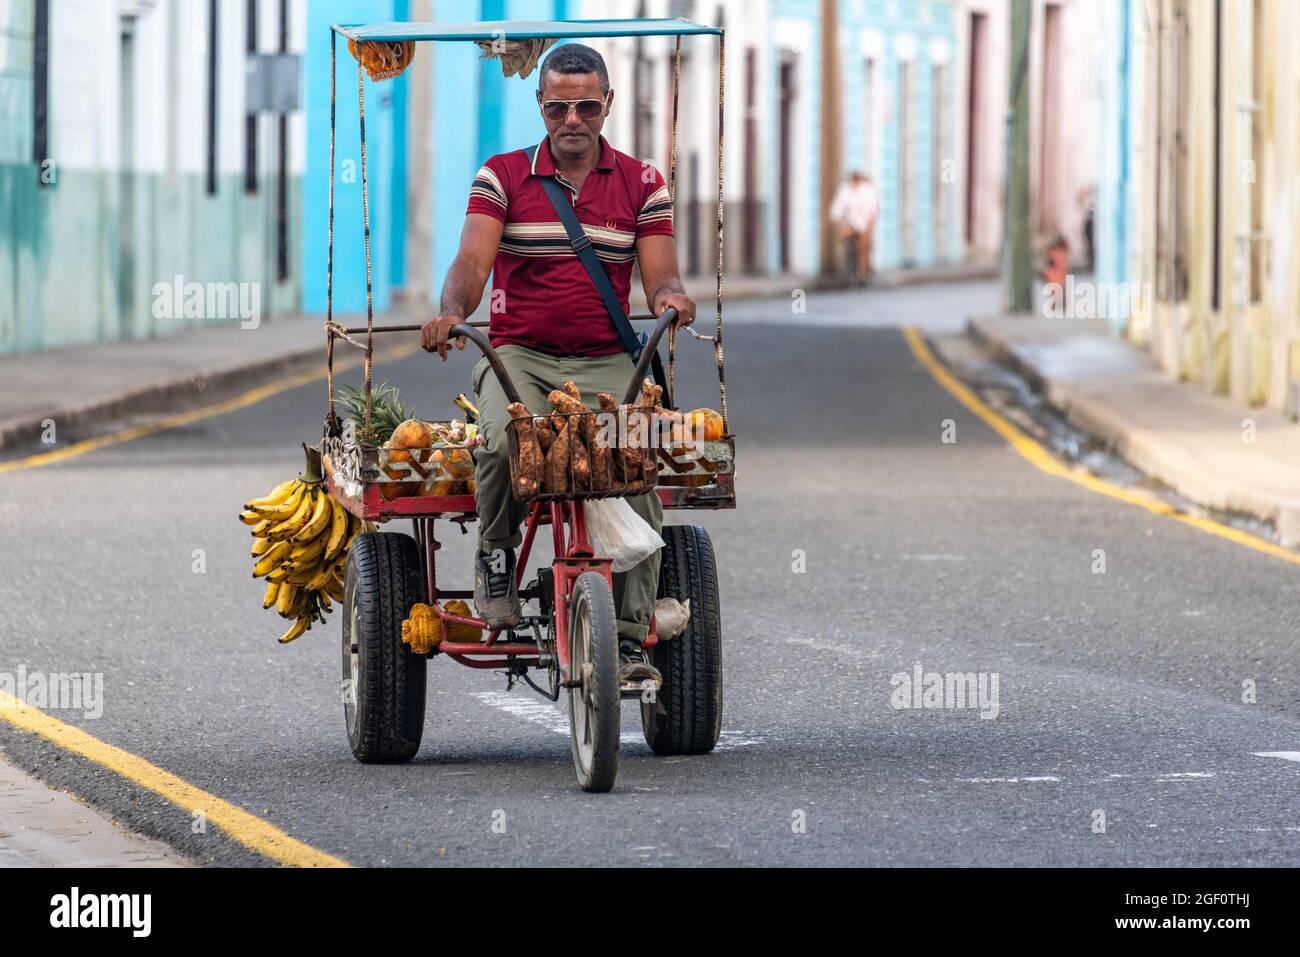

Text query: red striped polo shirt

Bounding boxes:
[466,135,674,358]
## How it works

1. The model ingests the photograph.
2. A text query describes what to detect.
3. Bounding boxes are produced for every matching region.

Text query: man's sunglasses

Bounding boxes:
[539,96,608,121]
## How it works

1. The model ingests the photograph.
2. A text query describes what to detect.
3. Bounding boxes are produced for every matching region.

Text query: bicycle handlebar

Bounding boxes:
[423,311,682,414]
[620,308,677,406]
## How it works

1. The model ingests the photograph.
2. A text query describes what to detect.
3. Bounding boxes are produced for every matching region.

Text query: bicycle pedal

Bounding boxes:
[620,678,661,698]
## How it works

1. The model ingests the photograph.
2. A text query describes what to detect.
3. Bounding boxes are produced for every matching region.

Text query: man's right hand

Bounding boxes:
[420,315,468,361]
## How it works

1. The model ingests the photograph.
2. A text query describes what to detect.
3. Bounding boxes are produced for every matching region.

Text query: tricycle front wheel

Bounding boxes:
[641,524,723,755]
[568,572,620,792]
[342,532,427,763]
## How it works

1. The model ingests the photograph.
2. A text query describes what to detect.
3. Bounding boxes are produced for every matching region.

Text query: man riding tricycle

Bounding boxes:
[242,17,734,793]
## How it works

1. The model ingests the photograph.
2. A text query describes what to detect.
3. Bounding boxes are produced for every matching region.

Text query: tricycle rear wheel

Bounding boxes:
[641,524,723,755]
[568,572,620,792]
[342,532,427,763]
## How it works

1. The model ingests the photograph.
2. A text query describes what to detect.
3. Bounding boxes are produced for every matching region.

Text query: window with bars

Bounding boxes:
[863,57,875,178]
[931,62,951,263]
[33,0,49,186]
[898,60,916,264]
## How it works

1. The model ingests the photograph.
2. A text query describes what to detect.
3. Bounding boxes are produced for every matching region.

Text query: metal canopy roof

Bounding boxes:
[333,18,722,42]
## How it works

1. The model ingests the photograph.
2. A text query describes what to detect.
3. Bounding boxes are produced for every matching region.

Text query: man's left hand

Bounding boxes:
[654,291,696,328]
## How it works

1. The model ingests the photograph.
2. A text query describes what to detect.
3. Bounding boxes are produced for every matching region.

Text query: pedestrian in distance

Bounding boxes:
[829,170,879,286]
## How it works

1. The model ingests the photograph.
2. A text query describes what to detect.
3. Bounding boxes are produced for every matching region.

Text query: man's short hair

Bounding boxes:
[538,43,610,94]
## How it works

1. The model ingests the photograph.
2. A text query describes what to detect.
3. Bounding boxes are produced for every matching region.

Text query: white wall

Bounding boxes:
[953,0,1008,261]
[47,0,117,170]
[44,0,305,177]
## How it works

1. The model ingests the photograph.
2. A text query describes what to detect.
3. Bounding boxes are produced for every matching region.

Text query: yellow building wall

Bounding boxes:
[1138,0,1300,417]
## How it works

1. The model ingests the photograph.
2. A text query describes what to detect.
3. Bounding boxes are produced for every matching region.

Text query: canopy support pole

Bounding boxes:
[326,28,339,432]
[357,57,375,434]
[667,34,682,407]
[714,31,728,433]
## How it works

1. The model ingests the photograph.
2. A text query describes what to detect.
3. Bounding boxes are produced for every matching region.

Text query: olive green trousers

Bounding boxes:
[472,345,663,642]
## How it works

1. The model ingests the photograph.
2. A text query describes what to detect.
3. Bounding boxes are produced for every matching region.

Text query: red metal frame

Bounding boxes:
[324,456,736,526]
[399,500,613,682]
[324,462,695,680]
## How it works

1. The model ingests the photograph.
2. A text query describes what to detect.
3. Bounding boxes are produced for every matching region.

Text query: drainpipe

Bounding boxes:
[818,0,843,276]
[1003,0,1033,313]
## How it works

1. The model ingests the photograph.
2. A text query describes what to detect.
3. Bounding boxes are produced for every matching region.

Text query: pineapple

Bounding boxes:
[336,381,414,448]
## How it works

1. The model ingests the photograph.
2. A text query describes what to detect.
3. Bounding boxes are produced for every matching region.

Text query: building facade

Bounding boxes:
[0,0,306,356]
[958,0,1100,272]
[1094,0,1300,416]
[3,1,1115,355]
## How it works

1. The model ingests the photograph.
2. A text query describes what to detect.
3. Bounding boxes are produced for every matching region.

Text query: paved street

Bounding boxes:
[2,283,1298,867]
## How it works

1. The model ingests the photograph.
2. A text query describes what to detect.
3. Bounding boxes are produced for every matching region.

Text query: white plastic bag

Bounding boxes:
[585,498,665,573]
[654,598,691,640]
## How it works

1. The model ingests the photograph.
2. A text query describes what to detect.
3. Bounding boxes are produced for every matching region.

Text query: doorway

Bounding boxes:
[778,52,798,273]
[965,11,985,247]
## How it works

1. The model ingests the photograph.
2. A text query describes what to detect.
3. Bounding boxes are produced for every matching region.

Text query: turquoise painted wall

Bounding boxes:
[303,0,407,314]
[767,0,823,274]
[303,0,564,313]
[429,0,559,291]
[430,0,483,291]
[388,0,412,293]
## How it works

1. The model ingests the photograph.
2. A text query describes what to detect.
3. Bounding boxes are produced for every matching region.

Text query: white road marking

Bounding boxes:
[473,690,570,737]
[472,691,761,750]
[1252,752,1300,763]
[785,636,866,657]
[945,769,1241,786]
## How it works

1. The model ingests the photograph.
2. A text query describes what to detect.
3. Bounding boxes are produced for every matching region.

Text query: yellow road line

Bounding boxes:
[902,325,1300,568]
[0,339,427,862]
[0,342,422,476]
[0,691,349,867]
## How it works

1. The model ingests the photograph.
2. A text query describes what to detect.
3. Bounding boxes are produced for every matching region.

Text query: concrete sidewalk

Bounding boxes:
[969,315,1300,547]
[0,314,343,452]
[0,753,186,867]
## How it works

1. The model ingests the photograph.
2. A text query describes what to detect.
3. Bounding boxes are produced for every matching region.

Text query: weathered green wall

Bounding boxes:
[0,0,303,356]
[0,165,303,355]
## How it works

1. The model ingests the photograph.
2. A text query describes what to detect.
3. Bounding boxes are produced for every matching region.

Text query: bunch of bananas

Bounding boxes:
[238,448,371,644]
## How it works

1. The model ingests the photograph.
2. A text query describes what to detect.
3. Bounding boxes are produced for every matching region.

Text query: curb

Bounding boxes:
[966,317,1300,548]
[0,749,187,867]
[0,344,324,453]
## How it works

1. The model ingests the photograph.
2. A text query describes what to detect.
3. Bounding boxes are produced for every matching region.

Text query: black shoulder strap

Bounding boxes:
[527,144,669,402]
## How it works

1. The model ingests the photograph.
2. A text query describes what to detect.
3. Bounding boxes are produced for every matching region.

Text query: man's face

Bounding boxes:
[537,70,612,162]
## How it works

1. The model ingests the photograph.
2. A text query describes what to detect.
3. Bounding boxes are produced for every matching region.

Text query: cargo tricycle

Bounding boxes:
[319,17,734,792]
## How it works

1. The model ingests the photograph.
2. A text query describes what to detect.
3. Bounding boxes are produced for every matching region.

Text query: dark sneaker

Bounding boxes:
[474,546,522,629]
[618,640,662,687]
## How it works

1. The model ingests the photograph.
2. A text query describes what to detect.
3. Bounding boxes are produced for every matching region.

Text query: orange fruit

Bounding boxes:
[687,409,724,442]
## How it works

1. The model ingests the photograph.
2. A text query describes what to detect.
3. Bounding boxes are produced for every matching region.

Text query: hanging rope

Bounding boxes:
[714,32,728,435]
[326,30,338,429]
[324,320,370,350]
[667,34,682,407]
[357,57,375,435]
